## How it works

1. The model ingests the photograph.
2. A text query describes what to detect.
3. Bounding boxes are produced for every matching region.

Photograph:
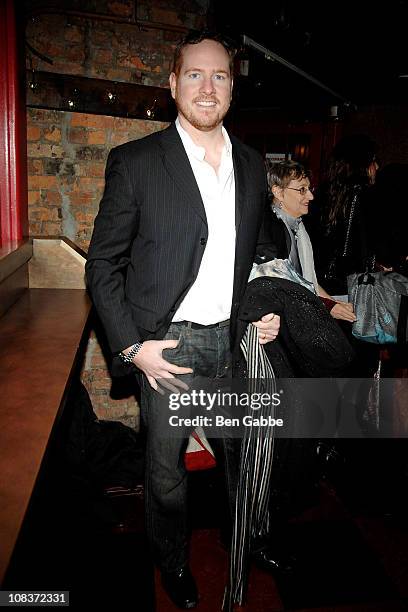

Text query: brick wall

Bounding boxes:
[82,332,141,429]
[27,108,169,429]
[26,0,207,87]
[27,108,168,248]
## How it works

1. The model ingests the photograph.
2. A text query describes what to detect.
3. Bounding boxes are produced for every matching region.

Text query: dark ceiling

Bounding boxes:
[211,0,408,115]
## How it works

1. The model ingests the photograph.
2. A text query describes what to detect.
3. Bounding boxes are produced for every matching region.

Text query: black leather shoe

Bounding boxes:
[252,547,296,574]
[161,566,198,609]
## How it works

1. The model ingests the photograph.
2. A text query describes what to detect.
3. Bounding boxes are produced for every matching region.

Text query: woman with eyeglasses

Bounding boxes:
[260,159,356,322]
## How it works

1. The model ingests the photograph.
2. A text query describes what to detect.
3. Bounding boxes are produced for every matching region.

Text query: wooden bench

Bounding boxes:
[0,240,91,584]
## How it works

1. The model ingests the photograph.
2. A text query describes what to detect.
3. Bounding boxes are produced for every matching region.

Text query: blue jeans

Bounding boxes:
[140,321,237,572]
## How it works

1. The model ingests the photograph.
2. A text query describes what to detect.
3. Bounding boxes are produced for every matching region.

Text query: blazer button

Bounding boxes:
[200,238,206,245]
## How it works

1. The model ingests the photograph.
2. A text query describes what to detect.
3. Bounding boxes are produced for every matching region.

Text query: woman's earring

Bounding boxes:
[278,201,283,208]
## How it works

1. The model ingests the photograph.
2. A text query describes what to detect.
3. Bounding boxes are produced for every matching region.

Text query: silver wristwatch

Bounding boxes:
[119,342,143,364]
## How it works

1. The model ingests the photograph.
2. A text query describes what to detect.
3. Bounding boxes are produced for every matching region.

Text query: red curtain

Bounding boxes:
[0,0,28,245]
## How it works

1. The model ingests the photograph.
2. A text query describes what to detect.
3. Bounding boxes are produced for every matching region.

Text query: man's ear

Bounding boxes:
[169,72,176,99]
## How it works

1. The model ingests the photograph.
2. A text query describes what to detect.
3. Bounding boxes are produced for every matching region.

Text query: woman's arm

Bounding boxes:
[317,285,357,322]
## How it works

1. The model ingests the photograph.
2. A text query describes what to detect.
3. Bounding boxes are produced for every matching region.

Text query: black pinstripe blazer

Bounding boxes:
[86,123,268,364]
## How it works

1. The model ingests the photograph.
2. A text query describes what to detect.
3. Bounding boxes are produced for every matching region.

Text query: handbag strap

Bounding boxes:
[342,189,359,257]
[345,186,376,272]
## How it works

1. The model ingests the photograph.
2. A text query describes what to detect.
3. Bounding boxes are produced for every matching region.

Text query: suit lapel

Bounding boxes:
[159,125,251,231]
[232,139,249,232]
[159,124,207,224]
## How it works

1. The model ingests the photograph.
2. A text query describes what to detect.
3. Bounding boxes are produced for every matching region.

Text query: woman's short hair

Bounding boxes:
[267,160,310,191]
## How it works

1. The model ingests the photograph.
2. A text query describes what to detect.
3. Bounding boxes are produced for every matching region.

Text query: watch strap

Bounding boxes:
[119,342,143,363]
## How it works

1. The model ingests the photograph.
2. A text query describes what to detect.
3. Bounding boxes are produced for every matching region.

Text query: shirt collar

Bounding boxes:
[175,116,232,161]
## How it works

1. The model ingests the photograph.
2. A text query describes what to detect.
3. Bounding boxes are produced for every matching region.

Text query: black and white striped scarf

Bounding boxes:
[224,323,277,609]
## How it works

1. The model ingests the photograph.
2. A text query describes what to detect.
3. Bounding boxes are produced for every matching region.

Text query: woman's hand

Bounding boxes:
[330,302,357,322]
[318,285,356,323]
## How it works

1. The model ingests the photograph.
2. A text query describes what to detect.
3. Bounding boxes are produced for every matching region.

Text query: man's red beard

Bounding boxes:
[175,91,230,131]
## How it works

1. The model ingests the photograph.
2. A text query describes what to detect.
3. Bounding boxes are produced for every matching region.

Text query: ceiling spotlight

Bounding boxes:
[146,98,157,119]
[66,87,81,110]
[27,66,39,92]
[104,90,117,105]
[104,82,118,104]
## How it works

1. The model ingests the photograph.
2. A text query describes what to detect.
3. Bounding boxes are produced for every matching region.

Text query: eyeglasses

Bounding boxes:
[287,186,314,196]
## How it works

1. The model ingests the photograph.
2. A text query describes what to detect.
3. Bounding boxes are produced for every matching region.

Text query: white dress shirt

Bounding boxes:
[173,117,236,325]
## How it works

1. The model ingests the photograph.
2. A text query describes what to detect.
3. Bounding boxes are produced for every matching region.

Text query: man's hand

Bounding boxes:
[330,302,357,322]
[252,312,280,344]
[133,339,193,393]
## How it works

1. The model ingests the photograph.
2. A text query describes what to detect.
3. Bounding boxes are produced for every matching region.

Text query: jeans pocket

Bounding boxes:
[163,328,186,361]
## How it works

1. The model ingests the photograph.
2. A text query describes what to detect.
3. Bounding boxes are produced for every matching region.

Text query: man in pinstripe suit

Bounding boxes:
[86,30,280,609]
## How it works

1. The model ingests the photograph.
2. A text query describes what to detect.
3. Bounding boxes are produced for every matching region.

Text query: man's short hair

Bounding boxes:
[172,29,237,76]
